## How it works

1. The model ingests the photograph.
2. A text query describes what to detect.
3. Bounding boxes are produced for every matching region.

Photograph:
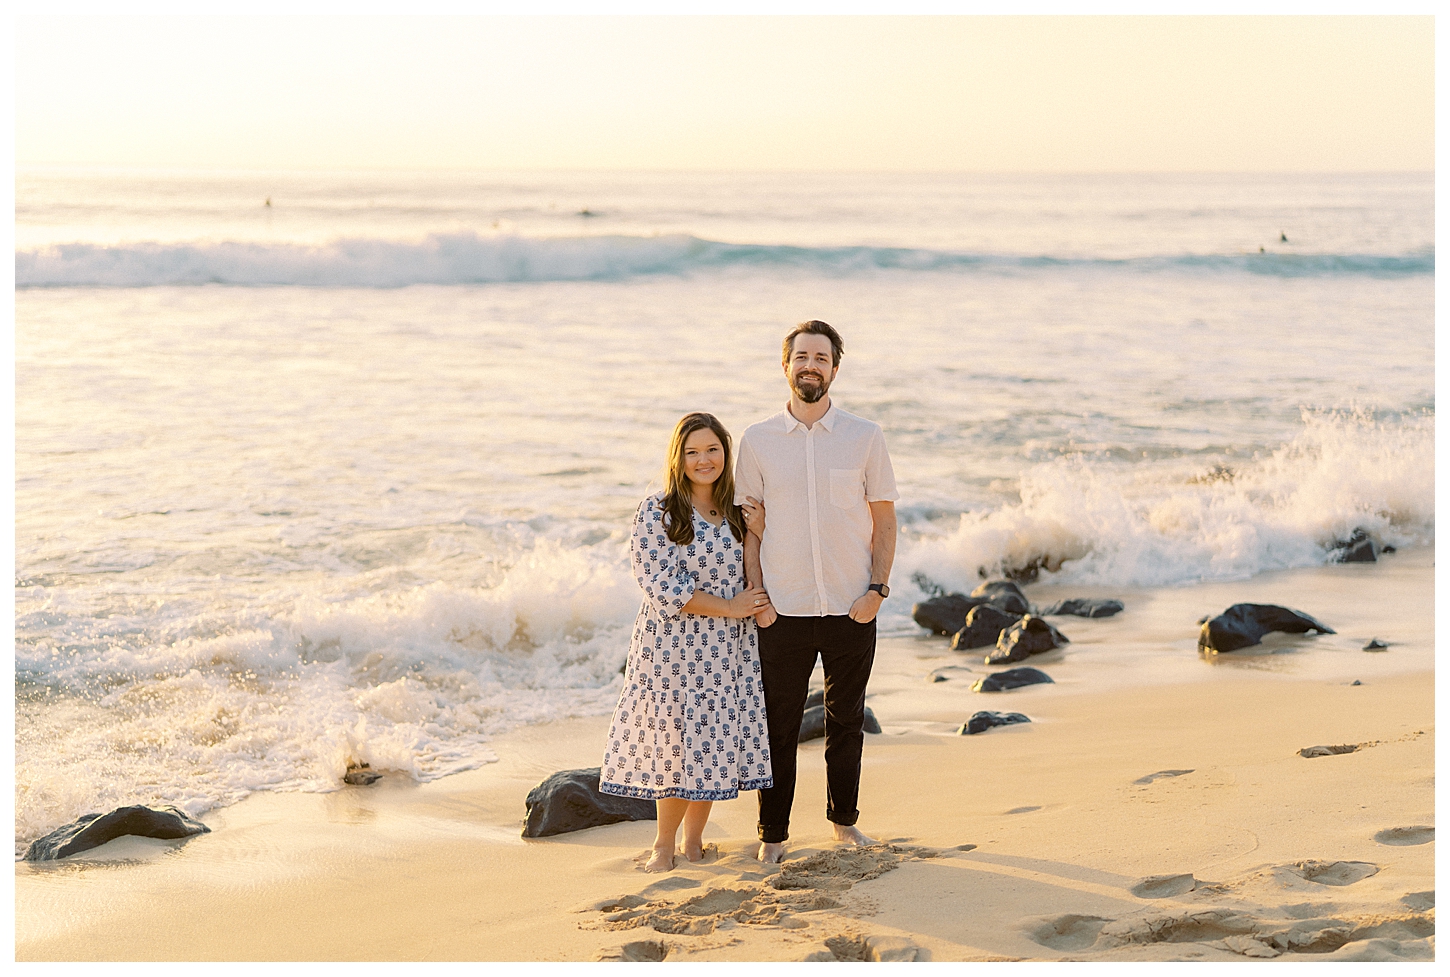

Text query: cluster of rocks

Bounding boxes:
[911,578,1125,737]
[914,580,1121,666]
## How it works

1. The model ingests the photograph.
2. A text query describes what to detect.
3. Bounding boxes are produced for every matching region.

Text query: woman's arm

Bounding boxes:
[682,585,770,619]
[739,497,776,627]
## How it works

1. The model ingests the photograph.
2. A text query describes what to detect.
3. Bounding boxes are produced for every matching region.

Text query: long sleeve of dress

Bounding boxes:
[631,497,696,619]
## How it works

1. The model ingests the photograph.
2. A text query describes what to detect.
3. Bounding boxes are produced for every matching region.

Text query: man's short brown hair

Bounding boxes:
[781,320,845,367]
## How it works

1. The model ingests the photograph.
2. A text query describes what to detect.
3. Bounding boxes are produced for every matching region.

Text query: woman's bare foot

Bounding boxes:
[644,845,676,873]
[756,841,786,863]
[683,840,705,862]
[833,824,877,846]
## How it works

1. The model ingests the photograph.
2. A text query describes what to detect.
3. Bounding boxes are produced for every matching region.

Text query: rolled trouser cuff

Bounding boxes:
[758,824,789,844]
[827,809,860,827]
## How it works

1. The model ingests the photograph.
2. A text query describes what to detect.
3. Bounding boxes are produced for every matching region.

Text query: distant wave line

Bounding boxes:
[15,233,1434,287]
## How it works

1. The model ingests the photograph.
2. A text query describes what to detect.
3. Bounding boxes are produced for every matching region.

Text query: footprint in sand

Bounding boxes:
[1299,744,1359,758]
[1026,914,1112,951]
[1133,769,1193,784]
[1130,873,1199,898]
[597,939,669,961]
[1098,908,1260,947]
[807,933,928,962]
[1400,891,1434,911]
[1373,826,1433,846]
[769,845,909,892]
[642,876,702,896]
[1290,860,1380,886]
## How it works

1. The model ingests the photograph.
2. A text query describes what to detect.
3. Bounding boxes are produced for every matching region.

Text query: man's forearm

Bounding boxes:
[869,501,897,587]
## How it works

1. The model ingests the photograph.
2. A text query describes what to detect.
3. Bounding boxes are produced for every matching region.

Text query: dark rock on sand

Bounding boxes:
[950,605,1021,651]
[970,580,1030,615]
[912,593,989,635]
[972,667,1054,693]
[1363,638,1388,651]
[986,616,1069,665]
[343,762,382,785]
[523,768,655,838]
[959,711,1031,735]
[1042,598,1124,618]
[800,703,881,742]
[1331,528,1377,563]
[24,805,210,861]
[1197,603,1335,654]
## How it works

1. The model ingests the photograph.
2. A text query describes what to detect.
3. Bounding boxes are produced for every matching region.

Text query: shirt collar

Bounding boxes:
[782,400,838,433]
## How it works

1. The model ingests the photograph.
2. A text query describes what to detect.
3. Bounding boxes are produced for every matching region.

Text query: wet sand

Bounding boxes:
[15,550,1434,961]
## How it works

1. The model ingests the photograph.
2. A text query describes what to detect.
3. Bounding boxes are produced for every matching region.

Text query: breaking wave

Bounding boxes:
[16,233,1434,287]
[896,409,1435,597]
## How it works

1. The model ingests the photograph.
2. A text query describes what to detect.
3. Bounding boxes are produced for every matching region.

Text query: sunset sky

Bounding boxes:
[14,15,1435,172]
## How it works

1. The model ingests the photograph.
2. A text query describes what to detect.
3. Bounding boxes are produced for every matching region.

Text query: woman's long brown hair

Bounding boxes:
[661,412,746,547]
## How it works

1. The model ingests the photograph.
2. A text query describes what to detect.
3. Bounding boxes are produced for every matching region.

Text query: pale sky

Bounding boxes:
[14,15,1435,172]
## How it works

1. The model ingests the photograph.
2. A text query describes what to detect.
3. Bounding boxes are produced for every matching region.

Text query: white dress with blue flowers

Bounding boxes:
[599,493,773,801]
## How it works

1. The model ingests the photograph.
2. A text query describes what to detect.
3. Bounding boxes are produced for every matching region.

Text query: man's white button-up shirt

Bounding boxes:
[735,402,899,617]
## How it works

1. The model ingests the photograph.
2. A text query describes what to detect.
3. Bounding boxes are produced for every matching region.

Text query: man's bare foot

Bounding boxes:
[683,840,705,862]
[644,845,676,873]
[833,824,877,846]
[756,841,786,863]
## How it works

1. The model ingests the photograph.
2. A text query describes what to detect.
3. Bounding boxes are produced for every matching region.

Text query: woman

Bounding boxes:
[600,412,774,873]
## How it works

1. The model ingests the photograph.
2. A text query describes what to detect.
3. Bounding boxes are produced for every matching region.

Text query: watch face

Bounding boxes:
[871,583,890,598]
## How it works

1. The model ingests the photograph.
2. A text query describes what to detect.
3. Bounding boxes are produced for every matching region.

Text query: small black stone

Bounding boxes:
[343,764,382,785]
[1363,639,1388,651]
[1331,528,1377,563]
[959,711,1031,735]
[1042,598,1124,618]
[971,667,1054,693]
[24,805,210,861]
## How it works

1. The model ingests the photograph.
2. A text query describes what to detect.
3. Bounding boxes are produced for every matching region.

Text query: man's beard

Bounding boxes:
[791,370,830,404]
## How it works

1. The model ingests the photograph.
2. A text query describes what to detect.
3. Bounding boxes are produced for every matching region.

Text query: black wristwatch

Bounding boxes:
[868,583,890,598]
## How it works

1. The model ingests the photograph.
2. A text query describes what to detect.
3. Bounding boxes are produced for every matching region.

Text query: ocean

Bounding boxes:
[13,168,1434,853]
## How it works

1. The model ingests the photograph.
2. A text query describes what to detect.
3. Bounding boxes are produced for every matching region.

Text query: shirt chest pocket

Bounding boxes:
[829,468,865,508]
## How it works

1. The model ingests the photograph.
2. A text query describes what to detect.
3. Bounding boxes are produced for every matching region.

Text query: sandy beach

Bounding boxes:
[16,548,1433,962]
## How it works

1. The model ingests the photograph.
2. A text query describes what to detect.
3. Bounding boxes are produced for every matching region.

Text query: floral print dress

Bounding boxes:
[599,493,773,800]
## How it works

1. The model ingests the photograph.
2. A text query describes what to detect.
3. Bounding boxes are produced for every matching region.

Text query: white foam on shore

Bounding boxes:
[14,541,643,850]
[893,409,1433,604]
[14,410,1432,850]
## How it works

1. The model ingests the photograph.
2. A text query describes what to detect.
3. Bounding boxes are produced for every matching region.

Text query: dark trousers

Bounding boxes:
[756,614,877,844]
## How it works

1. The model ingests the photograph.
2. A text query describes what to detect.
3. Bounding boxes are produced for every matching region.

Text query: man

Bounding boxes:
[735,319,898,863]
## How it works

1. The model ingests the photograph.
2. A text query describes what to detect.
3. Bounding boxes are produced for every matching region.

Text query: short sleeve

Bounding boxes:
[863,425,899,502]
[630,496,697,619]
[734,434,764,507]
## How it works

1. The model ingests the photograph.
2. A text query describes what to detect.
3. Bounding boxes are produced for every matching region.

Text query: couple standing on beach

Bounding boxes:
[600,320,899,871]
